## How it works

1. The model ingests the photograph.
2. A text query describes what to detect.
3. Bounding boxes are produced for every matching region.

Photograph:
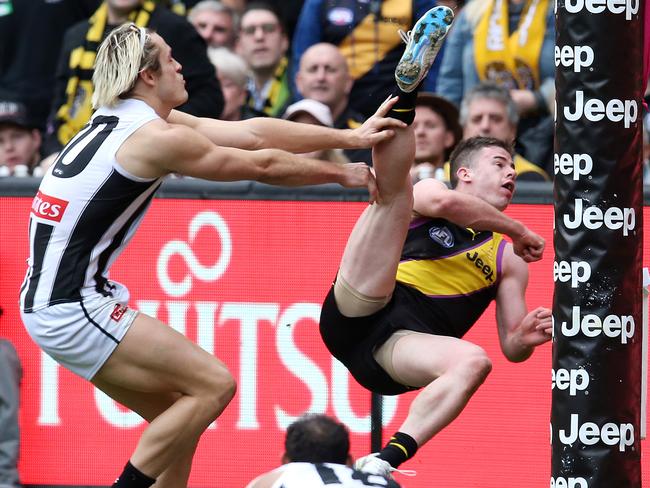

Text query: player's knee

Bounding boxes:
[457,348,492,389]
[202,366,237,417]
[219,371,237,404]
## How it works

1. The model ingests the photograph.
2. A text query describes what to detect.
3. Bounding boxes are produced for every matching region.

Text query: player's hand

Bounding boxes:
[339,163,378,203]
[512,226,545,262]
[518,306,553,347]
[349,96,407,148]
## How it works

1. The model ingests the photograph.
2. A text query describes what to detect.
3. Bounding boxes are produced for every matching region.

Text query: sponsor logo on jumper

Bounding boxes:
[553,260,591,288]
[552,367,589,396]
[558,414,634,452]
[561,0,639,20]
[429,226,454,248]
[564,91,638,128]
[550,477,588,488]
[554,153,593,180]
[31,191,68,222]
[466,251,495,282]
[555,45,594,72]
[110,304,128,322]
[563,199,635,236]
[560,305,634,344]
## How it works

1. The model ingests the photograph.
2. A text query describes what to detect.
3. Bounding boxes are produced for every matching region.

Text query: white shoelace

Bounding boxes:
[391,467,417,477]
[398,29,412,45]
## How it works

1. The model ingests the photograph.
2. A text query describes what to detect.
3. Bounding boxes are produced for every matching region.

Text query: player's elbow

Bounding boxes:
[504,344,534,363]
[250,149,278,182]
[240,119,268,150]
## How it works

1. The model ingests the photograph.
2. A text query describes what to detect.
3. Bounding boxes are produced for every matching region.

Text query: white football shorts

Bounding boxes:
[21,294,138,380]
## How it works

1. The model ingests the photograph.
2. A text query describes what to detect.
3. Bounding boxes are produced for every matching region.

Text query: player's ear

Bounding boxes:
[138,68,156,87]
[457,166,471,183]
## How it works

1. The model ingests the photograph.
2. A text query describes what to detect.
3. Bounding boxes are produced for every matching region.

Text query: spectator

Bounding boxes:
[42,0,224,159]
[246,414,401,488]
[410,92,461,183]
[291,0,442,119]
[295,43,371,165]
[0,0,101,132]
[0,100,43,177]
[188,0,239,49]
[447,83,549,182]
[437,0,554,172]
[207,47,265,120]
[237,2,293,117]
[0,339,22,488]
[284,99,351,163]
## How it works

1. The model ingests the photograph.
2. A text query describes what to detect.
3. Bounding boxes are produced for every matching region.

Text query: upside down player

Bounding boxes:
[318,5,553,480]
[19,22,404,488]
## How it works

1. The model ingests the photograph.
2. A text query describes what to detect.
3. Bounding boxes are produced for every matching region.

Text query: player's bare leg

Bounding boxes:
[335,124,415,312]
[383,332,492,445]
[92,313,236,486]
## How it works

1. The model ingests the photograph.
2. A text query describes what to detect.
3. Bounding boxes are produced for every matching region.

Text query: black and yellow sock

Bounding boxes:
[112,461,156,488]
[376,431,419,469]
[388,87,419,125]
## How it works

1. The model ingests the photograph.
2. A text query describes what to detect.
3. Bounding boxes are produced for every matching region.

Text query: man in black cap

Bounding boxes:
[0,100,42,176]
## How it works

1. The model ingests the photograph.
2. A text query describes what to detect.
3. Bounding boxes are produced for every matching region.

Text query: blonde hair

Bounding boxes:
[92,23,161,109]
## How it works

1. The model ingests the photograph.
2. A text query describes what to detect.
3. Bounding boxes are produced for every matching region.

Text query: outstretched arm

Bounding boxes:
[166,97,405,152]
[412,179,545,262]
[495,246,552,362]
[121,120,377,200]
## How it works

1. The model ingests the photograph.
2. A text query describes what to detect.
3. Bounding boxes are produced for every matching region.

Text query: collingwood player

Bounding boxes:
[246,414,402,488]
[19,23,403,488]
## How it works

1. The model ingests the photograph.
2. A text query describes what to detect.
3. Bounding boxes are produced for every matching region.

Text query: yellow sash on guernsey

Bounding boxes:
[396,233,504,297]
[56,1,155,146]
[337,0,411,80]
[473,0,548,90]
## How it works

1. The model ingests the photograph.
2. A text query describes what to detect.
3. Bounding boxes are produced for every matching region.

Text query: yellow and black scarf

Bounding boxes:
[55,1,155,146]
[247,56,291,117]
[473,0,548,90]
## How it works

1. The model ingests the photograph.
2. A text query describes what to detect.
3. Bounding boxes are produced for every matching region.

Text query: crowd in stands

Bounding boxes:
[1,0,648,183]
[0,0,576,184]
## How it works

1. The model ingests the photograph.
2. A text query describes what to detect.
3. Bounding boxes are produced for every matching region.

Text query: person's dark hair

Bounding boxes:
[449,136,514,188]
[241,1,286,33]
[284,414,350,464]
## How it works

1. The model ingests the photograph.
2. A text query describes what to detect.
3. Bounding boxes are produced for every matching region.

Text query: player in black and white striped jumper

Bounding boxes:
[246,414,401,488]
[19,22,404,488]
